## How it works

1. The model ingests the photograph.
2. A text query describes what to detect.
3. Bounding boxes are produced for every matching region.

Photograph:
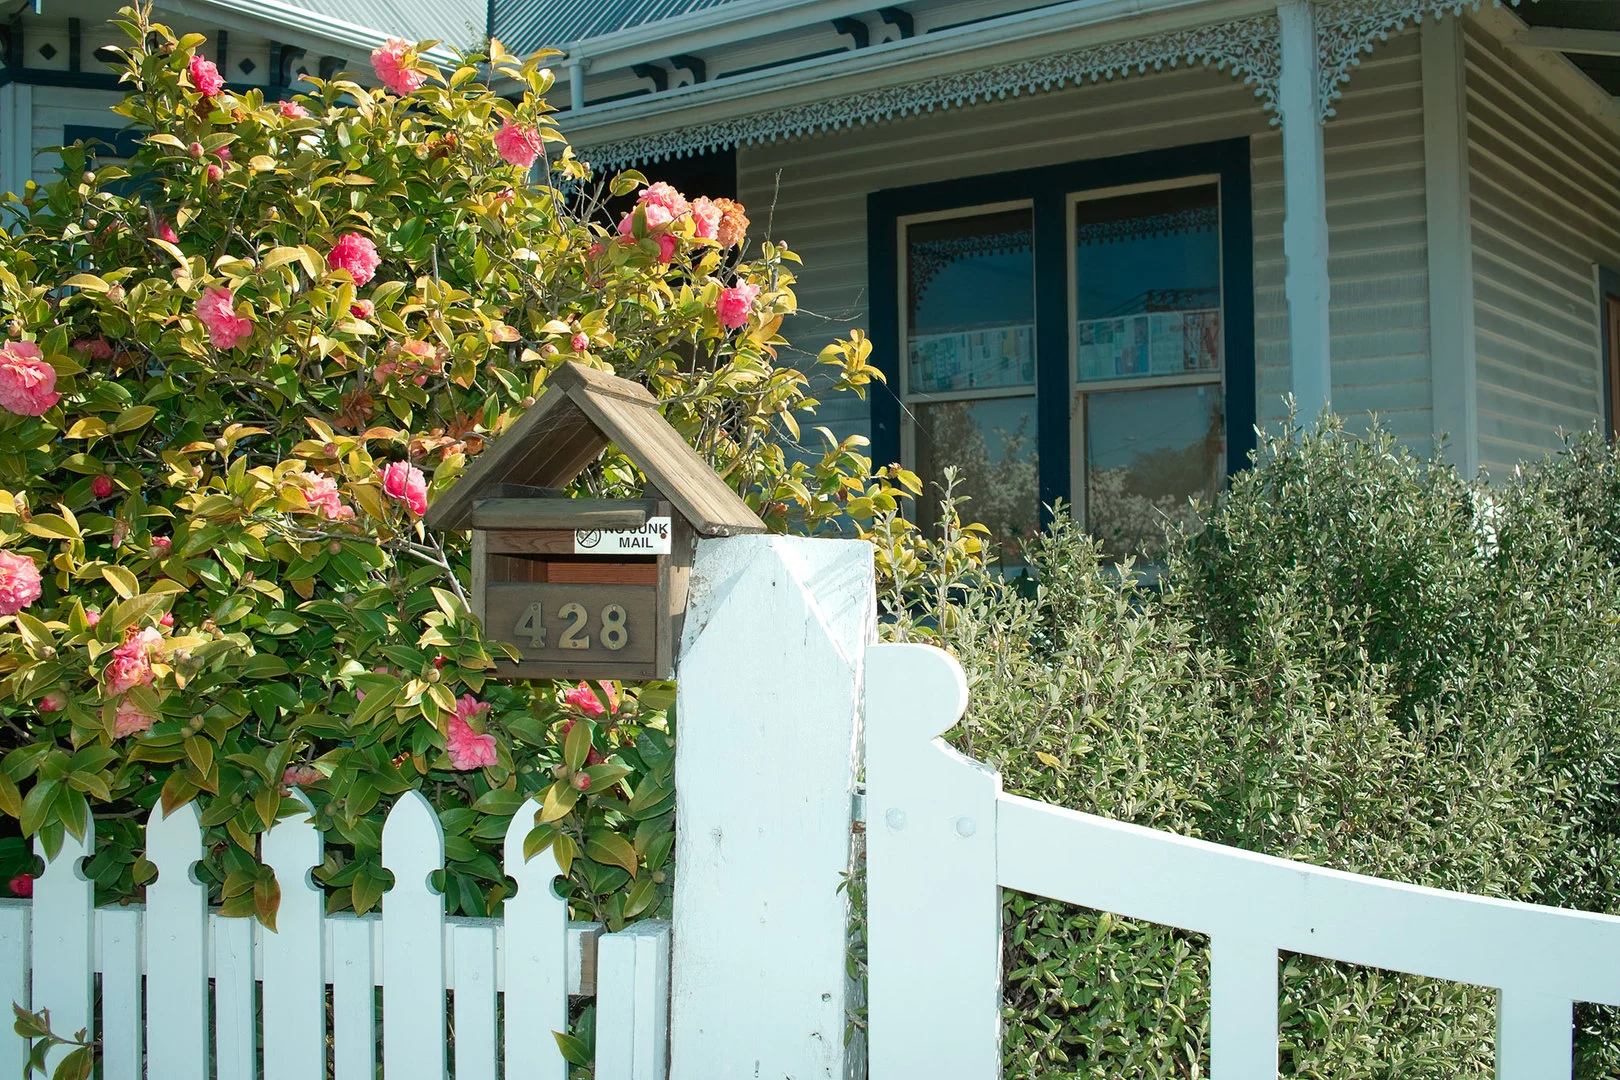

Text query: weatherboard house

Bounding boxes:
[6,0,1620,558]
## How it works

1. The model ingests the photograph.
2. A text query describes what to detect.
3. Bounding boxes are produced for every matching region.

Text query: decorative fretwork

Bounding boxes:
[581,13,1283,171]
[1314,0,1535,118]
[909,231,1032,307]
[1074,205,1220,247]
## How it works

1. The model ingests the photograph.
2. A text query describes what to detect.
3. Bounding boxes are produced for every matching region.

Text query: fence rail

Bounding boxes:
[864,640,1620,1080]
[0,790,669,1080]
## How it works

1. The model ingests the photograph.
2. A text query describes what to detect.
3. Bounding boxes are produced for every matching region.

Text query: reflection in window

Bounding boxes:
[903,207,1037,563]
[1073,182,1225,562]
[1085,384,1224,562]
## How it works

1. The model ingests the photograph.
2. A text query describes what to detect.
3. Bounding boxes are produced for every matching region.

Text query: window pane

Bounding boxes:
[907,209,1035,393]
[914,397,1038,565]
[1074,184,1221,382]
[1085,384,1224,562]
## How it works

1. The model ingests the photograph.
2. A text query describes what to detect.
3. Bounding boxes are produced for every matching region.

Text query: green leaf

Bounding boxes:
[584,830,638,876]
[24,514,79,541]
[19,779,57,836]
[553,1031,591,1067]
[471,788,526,816]
[522,823,556,862]
[101,565,139,600]
[563,719,591,772]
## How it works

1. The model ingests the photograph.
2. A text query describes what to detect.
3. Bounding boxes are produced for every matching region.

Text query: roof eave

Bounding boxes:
[161,0,469,63]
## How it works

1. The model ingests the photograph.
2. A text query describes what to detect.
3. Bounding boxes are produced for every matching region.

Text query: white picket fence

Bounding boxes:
[0,790,669,1080]
[863,641,1620,1080]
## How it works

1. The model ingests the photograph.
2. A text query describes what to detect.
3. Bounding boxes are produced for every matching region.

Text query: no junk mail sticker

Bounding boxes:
[575,517,673,555]
[425,362,765,681]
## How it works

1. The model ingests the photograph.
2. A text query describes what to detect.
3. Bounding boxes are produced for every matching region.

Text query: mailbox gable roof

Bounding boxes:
[425,362,767,536]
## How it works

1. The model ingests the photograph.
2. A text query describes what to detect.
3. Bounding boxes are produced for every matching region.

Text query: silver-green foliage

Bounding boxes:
[909,418,1620,1078]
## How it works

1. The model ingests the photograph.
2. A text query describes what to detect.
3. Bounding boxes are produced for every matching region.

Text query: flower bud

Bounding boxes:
[92,475,113,498]
[214,437,229,452]
[540,344,558,358]
[521,395,536,409]
[570,333,589,353]
[241,571,254,584]
[106,285,124,304]
[85,609,100,627]
[159,612,174,628]
[571,772,591,792]
[189,142,204,159]
[426,667,441,683]
[323,442,339,458]
[82,172,95,185]
[551,764,567,780]
[206,164,223,183]
[4,319,20,337]
[38,692,65,713]
[328,541,342,554]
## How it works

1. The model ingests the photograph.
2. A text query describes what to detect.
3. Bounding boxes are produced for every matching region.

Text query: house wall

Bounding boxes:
[1464,22,1620,476]
[736,28,1434,461]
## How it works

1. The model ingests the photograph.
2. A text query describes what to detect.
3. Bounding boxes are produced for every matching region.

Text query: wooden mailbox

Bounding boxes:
[425,362,766,681]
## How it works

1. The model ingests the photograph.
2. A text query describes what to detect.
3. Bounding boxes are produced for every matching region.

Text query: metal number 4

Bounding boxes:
[514,602,546,648]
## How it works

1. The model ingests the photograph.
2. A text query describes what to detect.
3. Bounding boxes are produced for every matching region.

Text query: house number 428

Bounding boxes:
[514,602,629,651]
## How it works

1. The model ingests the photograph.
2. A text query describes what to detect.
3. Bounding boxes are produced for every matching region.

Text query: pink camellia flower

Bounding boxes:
[570,332,588,353]
[38,691,65,713]
[713,198,749,248]
[350,299,375,321]
[91,475,114,498]
[716,282,761,331]
[691,196,721,241]
[105,626,163,695]
[113,698,156,738]
[616,201,674,240]
[493,121,543,168]
[85,609,100,627]
[381,461,428,516]
[327,233,381,287]
[0,551,42,616]
[211,146,232,163]
[298,470,352,521]
[196,286,252,350]
[654,233,679,264]
[282,765,323,788]
[189,54,225,99]
[370,38,426,96]
[0,340,60,416]
[73,337,114,361]
[205,163,223,183]
[155,219,179,244]
[562,680,618,717]
[9,874,32,899]
[639,181,689,218]
[278,100,309,119]
[446,695,496,770]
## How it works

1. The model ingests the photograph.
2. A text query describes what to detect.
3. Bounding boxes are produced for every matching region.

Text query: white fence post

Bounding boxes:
[502,795,569,1080]
[262,794,326,1080]
[669,535,874,1080]
[32,822,93,1076]
[864,642,1002,1079]
[146,802,209,1080]
[382,790,447,1080]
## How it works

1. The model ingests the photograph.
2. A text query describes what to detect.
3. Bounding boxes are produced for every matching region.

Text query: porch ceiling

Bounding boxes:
[1517,0,1620,99]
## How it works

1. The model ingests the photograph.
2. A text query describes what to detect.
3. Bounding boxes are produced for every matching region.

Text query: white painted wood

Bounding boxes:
[1515,27,1620,58]
[1210,935,1278,1079]
[213,913,259,1080]
[381,790,447,1080]
[0,902,29,1078]
[1278,0,1332,420]
[145,802,209,1080]
[97,908,142,1080]
[1423,15,1479,476]
[671,535,874,1080]
[1496,989,1573,1080]
[502,795,569,1080]
[261,795,326,1080]
[0,83,32,203]
[595,921,671,1080]
[452,923,498,1079]
[1463,20,1620,474]
[330,914,377,1080]
[33,820,93,1075]
[864,642,1001,1080]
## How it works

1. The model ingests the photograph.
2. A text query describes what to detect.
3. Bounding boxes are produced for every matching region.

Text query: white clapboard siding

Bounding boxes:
[864,640,1620,1080]
[28,85,128,188]
[13,796,672,1079]
[738,29,1432,455]
[1465,21,1620,477]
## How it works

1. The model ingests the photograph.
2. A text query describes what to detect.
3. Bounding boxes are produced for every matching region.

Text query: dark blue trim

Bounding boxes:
[63,125,142,161]
[866,137,1257,514]
[1602,266,1620,436]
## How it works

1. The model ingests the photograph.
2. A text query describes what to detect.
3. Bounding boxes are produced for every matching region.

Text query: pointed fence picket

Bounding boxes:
[7,794,671,1079]
[864,641,1620,1080]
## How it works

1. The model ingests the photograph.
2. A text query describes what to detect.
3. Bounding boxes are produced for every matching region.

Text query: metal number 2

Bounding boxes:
[558,603,590,650]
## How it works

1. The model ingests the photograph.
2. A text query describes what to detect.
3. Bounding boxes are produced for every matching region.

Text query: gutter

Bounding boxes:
[560,0,1272,141]
[161,0,469,64]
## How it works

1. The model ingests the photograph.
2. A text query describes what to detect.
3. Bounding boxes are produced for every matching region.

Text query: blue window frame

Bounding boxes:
[867,139,1255,561]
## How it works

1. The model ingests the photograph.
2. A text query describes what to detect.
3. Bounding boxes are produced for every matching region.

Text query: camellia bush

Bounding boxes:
[0,5,915,930]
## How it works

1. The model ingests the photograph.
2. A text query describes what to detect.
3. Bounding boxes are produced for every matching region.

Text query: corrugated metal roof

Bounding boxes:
[287,0,489,52]
[494,0,753,54]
